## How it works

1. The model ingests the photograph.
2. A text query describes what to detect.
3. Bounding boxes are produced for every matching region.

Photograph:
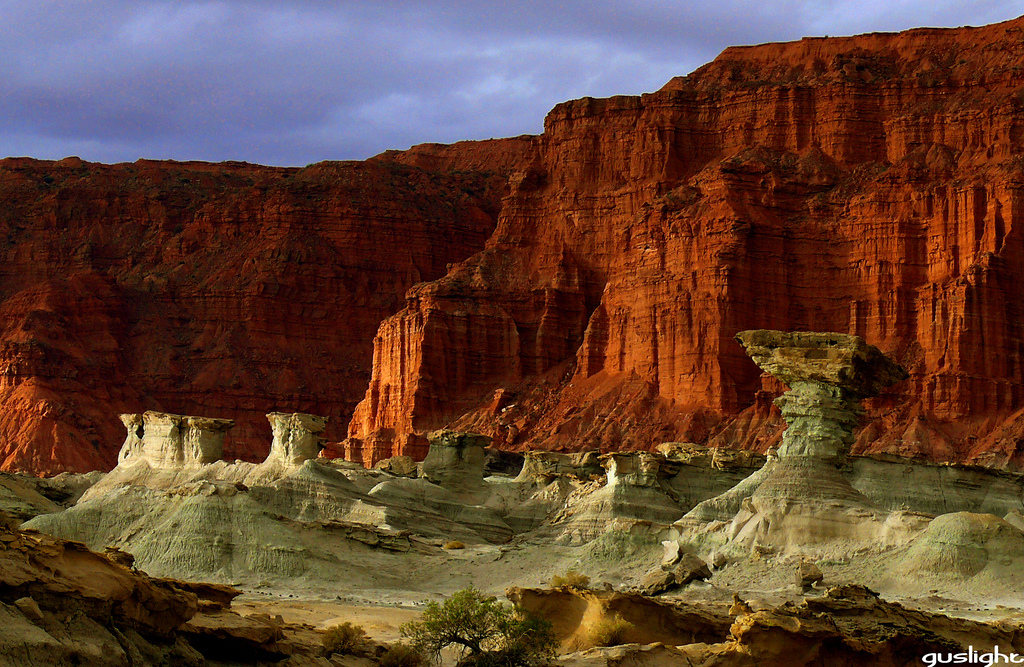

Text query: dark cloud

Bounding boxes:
[0,1,1021,165]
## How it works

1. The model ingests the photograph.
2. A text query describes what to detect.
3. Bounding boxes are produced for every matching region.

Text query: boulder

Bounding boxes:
[374,455,418,478]
[638,554,711,595]
[669,554,712,586]
[796,561,824,589]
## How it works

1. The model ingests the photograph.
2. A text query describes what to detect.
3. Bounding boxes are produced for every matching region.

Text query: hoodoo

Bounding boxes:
[677,330,914,557]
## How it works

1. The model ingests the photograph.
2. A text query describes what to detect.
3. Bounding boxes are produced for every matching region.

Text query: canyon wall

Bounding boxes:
[0,137,535,473]
[349,18,1024,468]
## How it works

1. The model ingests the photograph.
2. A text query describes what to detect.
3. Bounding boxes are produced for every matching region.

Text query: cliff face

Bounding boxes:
[0,141,535,474]
[349,18,1024,468]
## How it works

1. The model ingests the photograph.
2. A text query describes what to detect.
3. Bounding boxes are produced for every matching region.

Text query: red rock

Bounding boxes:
[349,17,1024,469]
[0,150,532,474]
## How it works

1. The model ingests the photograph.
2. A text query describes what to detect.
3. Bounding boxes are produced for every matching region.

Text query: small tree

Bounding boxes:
[400,587,556,666]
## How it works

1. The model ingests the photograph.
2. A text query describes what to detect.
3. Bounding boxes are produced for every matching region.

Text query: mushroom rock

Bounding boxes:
[117,411,235,469]
[264,412,328,466]
[678,330,912,556]
[736,330,908,460]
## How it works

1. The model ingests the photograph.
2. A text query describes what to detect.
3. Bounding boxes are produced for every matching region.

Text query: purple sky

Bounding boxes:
[1,1,1020,166]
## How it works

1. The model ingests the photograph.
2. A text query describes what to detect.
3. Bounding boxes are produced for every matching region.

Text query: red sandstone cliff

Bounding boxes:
[348,17,1024,469]
[0,143,534,474]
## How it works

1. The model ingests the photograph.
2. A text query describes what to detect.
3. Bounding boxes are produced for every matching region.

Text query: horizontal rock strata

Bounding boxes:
[349,17,1024,469]
[0,145,533,474]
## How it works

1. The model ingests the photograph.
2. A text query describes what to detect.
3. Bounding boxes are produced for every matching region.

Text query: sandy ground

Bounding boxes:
[225,533,1024,648]
[233,597,421,643]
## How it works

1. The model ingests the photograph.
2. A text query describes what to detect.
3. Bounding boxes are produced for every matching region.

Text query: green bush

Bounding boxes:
[322,621,370,655]
[379,643,427,667]
[587,614,633,647]
[400,587,555,666]
[550,569,590,589]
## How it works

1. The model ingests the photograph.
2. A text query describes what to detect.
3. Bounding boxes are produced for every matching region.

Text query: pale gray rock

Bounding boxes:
[896,512,1024,582]
[0,473,61,521]
[117,411,235,469]
[515,451,603,483]
[366,476,513,544]
[678,331,909,558]
[661,540,682,568]
[421,430,490,493]
[849,457,1024,517]
[550,453,685,543]
[1004,509,1024,532]
[23,471,105,507]
[266,412,328,466]
[734,329,909,399]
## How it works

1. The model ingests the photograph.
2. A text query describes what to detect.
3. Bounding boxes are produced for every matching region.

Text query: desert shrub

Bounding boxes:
[379,643,427,667]
[587,614,633,647]
[550,569,590,589]
[443,540,466,550]
[400,587,555,666]
[322,621,370,655]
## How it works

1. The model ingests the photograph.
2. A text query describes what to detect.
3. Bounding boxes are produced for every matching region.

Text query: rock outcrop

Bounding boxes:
[0,511,338,665]
[117,411,235,468]
[420,430,490,493]
[0,511,203,664]
[557,585,1024,667]
[506,586,731,652]
[348,17,1024,470]
[264,412,327,467]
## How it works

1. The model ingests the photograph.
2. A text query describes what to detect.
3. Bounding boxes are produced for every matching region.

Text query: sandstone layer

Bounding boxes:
[349,17,1024,469]
[0,144,533,473]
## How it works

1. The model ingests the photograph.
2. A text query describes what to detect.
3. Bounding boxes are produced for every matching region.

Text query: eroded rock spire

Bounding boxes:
[735,330,908,460]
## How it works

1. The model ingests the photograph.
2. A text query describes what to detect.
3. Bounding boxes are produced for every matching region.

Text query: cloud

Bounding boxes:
[0,0,1020,165]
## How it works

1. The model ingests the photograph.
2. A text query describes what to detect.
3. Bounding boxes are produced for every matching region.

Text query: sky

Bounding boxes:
[1,1,1021,167]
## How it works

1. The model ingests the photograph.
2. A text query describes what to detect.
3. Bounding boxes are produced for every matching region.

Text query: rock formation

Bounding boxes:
[348,17,1024,470]
[7,20,1024,474]
[680,330,910,556]
[555,585,1024,667]
[0,145,533,474]
[506,586,731,652]
[420,430,490,492]
[117,411,235,468]
[0,512,340,665]
[264,412,326,467]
